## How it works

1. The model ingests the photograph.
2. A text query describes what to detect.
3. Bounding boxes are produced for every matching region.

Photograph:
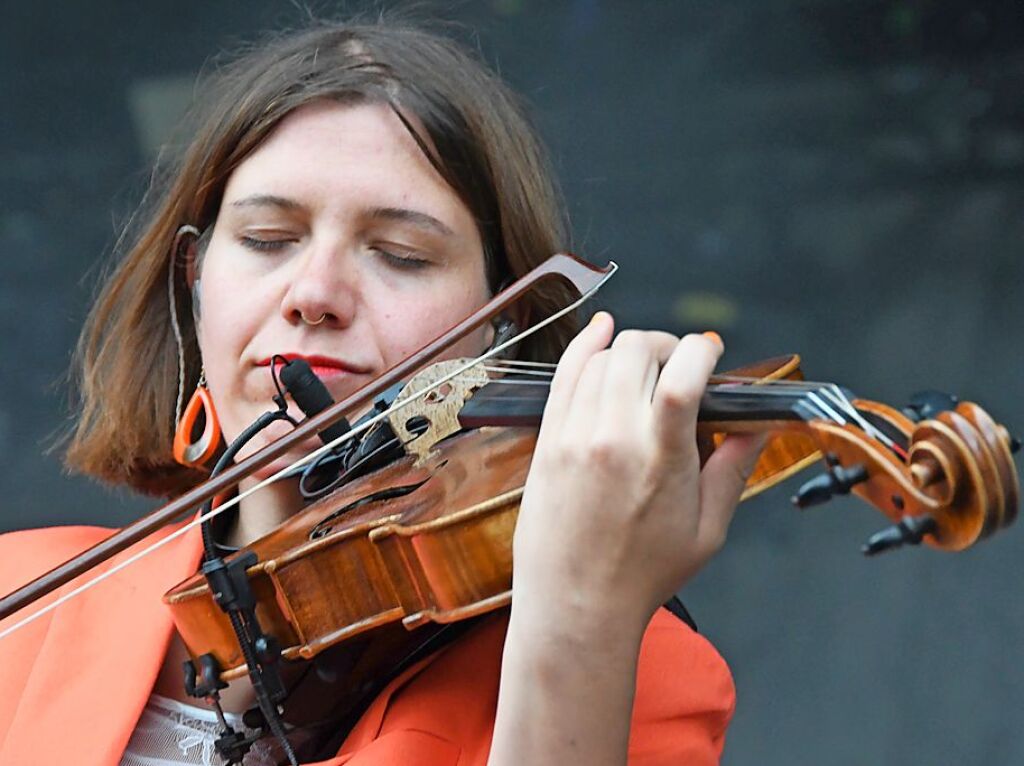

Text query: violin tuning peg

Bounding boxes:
[862,514,937,556]
[791,473,836,508]
[791,463,868,509]
[1010,435,1021,455]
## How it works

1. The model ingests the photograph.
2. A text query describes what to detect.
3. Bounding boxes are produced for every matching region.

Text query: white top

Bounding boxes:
[120,694,278,766]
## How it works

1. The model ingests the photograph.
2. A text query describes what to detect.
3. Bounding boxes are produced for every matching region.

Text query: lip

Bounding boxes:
[257,353,371,378]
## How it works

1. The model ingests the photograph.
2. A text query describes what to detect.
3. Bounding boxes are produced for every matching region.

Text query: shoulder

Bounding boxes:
[0,525,114,593]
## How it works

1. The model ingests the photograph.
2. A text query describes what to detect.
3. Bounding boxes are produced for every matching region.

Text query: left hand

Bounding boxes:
[511,312,766,633]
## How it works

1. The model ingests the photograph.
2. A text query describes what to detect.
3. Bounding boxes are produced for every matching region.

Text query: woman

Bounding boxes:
[0,19,764,766]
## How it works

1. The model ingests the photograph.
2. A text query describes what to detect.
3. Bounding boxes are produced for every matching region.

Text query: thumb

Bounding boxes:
[696,433,768,550]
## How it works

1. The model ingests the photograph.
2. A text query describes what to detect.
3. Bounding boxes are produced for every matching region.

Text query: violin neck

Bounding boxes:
[457,380,811,431]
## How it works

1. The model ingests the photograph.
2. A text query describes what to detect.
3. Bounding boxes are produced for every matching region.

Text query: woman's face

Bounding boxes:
[195,101,492,475]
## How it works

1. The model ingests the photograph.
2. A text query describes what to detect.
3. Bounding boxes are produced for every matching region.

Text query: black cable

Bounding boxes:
[297,433,399,500]
[199,407,295,561]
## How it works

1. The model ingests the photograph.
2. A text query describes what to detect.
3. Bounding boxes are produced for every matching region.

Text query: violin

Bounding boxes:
[1,254,1019,727]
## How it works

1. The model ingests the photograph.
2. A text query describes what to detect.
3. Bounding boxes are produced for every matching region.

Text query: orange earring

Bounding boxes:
[173,371,222,468]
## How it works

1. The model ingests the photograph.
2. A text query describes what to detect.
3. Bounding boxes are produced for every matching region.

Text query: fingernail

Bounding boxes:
[703,330,724,348]
[589,311,608,328]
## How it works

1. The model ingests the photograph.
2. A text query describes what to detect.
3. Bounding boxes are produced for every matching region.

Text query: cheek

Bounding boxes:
[193,268,272,428]
[196,281,244,371]
[378,290,491,365]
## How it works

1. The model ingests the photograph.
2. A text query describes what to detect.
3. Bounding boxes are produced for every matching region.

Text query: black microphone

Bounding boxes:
[278,358,351,446]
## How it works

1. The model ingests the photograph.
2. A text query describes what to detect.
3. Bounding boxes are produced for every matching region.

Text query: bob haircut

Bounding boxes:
[65,19,577,497]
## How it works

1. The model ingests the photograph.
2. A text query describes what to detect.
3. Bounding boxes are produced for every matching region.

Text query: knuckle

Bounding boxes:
[611,329,647,349]
[658,384,701,412]
[585,437,628,469]
[540,441,575,471]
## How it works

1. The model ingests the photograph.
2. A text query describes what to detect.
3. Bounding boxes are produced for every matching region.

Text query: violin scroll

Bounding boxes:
[797,393,1019,553]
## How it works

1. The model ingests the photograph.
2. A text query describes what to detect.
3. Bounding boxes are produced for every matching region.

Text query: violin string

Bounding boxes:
[476,378,550,386]
[455,365,908,460]
[446,372,860,414]
[822,386,881,442]
[482,365,849,392]
[482,362,849,391]
[805,390,848,426]
[0,262,620,638]
[481,366,555,378]
[485,359,558,369]
[822,384,906,458]
[485,359,876,407]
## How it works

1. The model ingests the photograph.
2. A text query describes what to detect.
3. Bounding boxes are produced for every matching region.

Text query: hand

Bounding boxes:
[512,312,765,634]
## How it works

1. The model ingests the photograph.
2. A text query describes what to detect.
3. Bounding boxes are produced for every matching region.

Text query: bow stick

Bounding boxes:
[0,253,615,630]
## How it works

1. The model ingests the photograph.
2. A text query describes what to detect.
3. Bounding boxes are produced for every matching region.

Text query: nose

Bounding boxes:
[279,237,358,329]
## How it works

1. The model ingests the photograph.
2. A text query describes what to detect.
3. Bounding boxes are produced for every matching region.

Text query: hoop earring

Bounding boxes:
[173,370,222,468]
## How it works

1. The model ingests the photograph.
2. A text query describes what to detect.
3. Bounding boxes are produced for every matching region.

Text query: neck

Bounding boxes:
[223,476,305,549]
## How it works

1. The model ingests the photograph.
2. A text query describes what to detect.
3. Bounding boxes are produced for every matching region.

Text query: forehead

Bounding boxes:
[221,100,466,218]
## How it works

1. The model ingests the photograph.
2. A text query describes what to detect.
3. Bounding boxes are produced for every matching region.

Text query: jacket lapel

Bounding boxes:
[0,523,203,766]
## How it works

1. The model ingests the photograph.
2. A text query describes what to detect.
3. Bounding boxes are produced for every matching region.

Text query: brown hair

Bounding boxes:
[65,19,578,497]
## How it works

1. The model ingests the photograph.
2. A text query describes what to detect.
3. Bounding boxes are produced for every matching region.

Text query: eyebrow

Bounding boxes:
[228,195,454,237]
[229,194,304,211]
[367,206,454,237]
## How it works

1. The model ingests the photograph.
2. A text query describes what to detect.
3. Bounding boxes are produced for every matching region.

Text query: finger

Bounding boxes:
[539,312,614,437]
[696,432,768,552]
[562,350,611,439]
[596,330,677,437]
[609,329,679,401]
[652,333,724,453]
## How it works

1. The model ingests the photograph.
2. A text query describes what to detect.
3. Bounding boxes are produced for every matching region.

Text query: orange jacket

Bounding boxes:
[0,525,734,765]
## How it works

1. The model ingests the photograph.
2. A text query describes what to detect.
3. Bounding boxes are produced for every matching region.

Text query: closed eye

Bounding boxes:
[374,246,431,270]
[239,235,296,252]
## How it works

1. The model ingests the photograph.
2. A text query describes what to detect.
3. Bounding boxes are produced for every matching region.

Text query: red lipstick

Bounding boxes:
[258,353,369,379]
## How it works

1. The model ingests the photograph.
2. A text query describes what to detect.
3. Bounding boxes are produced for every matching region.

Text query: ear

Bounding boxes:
[172,225,204,344]
[172,225,201,289]
[191,278,203,343]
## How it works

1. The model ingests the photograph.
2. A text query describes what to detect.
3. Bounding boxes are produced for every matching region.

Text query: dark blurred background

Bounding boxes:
[2,1,1022,764]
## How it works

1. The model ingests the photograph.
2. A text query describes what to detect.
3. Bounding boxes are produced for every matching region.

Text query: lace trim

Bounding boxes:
[120,693,276,766]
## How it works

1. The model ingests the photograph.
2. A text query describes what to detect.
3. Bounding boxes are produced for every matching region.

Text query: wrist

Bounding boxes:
[505,588,649,661]
[510,572,657,640]
[489,597,644,766]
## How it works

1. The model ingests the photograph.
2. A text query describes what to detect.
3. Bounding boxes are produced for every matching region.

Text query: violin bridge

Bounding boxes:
[388,358,490,462]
